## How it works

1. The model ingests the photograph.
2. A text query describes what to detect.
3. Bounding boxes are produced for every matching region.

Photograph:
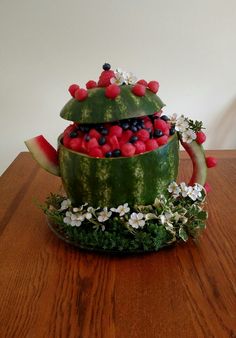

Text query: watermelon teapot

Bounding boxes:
[25,64,207,208]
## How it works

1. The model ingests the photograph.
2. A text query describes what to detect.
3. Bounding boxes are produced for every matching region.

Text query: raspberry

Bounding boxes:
[137,79,148,87]
[121,143,136,157]
[196,131,206,144]
[109,125,123,138]
[101,144,111,155]
[68,84,80,97]
[74,88,88,101]
[86,80,97,89]
[156,135,168,146]
[204,182,211,193]
[108,135,120,150]
[145,139,158,151]
[63,124,76,136]
[89,128,101,140]
[135,141,146,154]
[69,138,82,151]
[153,111,162,118]
[132,84,146,97]
[80,139,87,153]
[206,157,217,168]
[154,118,168,132]
[163,128,170,136]
[98,70,115,87]
[144,120,153,130]
[148,81,159,94]
[87,138,99,151]
[88,147,104,158]
[136,129,150,142]
[105,84,121,99]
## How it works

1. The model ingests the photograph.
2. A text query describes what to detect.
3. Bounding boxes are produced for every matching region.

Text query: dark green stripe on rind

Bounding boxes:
[58,134,179,207]
[60,85,165,123]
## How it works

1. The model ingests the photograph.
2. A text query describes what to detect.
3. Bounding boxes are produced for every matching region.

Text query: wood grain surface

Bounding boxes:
[0,151,236,338]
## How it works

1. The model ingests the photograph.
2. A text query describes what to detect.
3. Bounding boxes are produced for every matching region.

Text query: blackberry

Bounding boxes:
[131,125,138,133]
[153,129,163,138]
[101,128,109,135]
[121,121,130,130]
[112,149,121,157]
[83,125,90,133]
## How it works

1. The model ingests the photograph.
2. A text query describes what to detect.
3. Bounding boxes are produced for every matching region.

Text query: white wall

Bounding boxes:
[1,0,236,174]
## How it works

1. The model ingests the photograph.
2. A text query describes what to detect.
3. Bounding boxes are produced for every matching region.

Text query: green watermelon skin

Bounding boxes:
[60,85,165,123]
[58,134,179,207]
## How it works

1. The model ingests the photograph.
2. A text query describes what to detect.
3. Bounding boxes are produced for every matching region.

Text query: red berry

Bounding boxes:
[135,141,146,154]
[74,88,88,101]
[63,124,76,136]
[148,81,159,94]
[87,138,99,151]
[204,182,211,193]
[86,80,97,89]
[98,70,115,87]
[101,144,111,155]
[206,156,217,168]
[132,84,146,97]
[145,139,158,151]
[156,135,168,146]
[136,129,150,142]
[68,138,82,151]
[196,131,206,144]
[80,139,87,153]
[164,128,170,136]
[105,84,121,99]
[88,147,104,158]
[68,84,80,97]
[121,143,136,157]
[89,128,101,140]
[144,120,153,130]
[108,135,120,150]
[137,79,148,87]
[109,125,123,138]
[154,119,168,132]
[153,111,162,118]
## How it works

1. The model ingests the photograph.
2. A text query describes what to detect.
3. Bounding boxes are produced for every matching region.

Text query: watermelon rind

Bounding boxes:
[58,134,179,207]
[60,85,165,123]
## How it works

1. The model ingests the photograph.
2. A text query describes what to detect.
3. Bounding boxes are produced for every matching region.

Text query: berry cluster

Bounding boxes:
[62,113,175,158]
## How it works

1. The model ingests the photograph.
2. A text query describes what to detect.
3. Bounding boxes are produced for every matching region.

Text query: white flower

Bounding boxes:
[179,182,190,197]
[63,211,82,227]
[98,207,112,222]
[84,211,92,220]
[111,203,130,216]
[181,129,196,143]
[126,72,137,85]
[175,115,189,132]
[60,199,71,211]
[169,113,178,125]
[128,212,145,229]
[110,68,137,85]
[159,211,173,225]
[168,181,181,198]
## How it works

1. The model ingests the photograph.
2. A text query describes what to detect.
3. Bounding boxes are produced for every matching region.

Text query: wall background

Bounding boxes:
[0,0,236,174]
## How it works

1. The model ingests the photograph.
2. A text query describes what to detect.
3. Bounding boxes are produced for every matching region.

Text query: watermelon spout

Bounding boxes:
[25,135,60,176]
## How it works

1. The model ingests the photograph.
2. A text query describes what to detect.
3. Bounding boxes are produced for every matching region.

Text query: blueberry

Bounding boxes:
[136,124,142,130]
[132,119,138,126]
[170,126,175,135]
[69,131,77,138]
[105,151,112,158]
[129,136,138,143]
[161,115,169,122]
[85,134,90,142]
[95,124,104,131]
[121,121,130,130]
[153,129,163,138]
[98,136,106,145]
[83,125,90,133]
[131,126,138,133]
[101,128,108,135]
[112,149,121,157]
[103,63,111,71]
[101,128,109,135]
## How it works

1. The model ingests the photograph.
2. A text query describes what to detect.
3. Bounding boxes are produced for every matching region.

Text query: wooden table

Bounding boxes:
[0,151,236,338]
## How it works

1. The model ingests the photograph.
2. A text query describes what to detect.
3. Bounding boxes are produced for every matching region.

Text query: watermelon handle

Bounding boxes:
[180,138,207,186]
[25,135,60,176]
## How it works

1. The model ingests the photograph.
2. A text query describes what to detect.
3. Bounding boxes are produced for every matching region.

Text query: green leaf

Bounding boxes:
[179,227,188,241]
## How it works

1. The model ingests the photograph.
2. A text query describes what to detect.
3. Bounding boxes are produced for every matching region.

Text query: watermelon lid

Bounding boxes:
[60,64,165,123]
